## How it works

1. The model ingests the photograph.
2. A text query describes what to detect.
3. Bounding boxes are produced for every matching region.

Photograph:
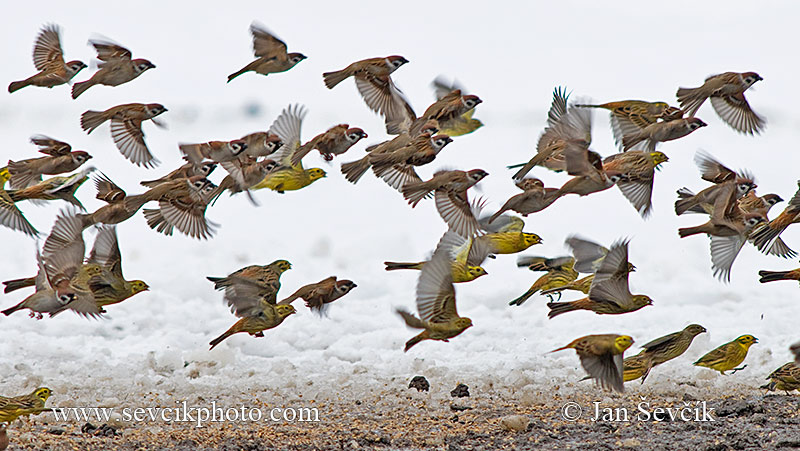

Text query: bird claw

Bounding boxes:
[730,365,748,374]
[254,332,265,338]
[323,154,334,161]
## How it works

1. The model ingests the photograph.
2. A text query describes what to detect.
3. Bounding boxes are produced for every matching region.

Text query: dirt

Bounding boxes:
[3,390,799,450]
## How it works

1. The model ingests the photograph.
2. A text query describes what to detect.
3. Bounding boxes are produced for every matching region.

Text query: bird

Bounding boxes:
[278,276,357,314]
[385,229,492,283]
[622,352,655,383]
[290,124,367,166]
[213,159,278,203]
[675,151,757,220]
[340,120,439,185]
[6,135,92,189]
[510,87,591,179]
[2,211,102,319]
[477,214,542,255]
[8,24,86,93]
[76,173,138,229]
[621,117,706,152]
[252,105,327,193]
[626,324,707,382]
[71,39,155,98]
[207,260,292,309]
[80,103,167,168]
[694,335,758,374]
[140,178,219,240]
[368,133,453,192]
[84,226,149,308]
[540,236,637,299]
[677,72,764,135]
[489,178,561,222]
[737,191,783,217]
[207,260,295,349]
[140,161,217,188]
[0,387,52,423]
[4,167,94,210]
[509,256,578,306]
[683,212,767,282]
[227,22,306,82]
[388,88,482,137]
[602,150,669,217]
[547,239,652,318]
[751,181,800,256]
[760,362,800,393]
[323,56,413,128]
[396,237,473,352]
[555,144,621,198]
[551,334,634,393]
[239,131,283,159]
[429,77,484,136]
[792,343,800,365]
[403,169,488,238]
[576,100,683,149]
[125,175,219,239]
[179,139,248,164]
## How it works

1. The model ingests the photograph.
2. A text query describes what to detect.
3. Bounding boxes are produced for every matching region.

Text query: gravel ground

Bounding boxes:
[4,384,799,450]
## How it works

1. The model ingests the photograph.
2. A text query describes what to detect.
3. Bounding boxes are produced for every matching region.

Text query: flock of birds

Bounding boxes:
[1,22,800,435]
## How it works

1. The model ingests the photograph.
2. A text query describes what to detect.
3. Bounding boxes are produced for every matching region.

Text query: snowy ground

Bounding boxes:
[1,1,799,442]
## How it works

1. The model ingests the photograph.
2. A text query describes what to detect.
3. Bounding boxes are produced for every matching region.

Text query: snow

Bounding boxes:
[0,1,799,407]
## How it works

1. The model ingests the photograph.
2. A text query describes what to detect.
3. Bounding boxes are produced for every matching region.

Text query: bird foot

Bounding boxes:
[323,154,334,162]
[254,332,265,338]
[730,365,747,374]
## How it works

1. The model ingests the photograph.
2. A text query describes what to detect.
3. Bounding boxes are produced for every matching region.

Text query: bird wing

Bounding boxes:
[710,234,746,282]
[33,25,65,70]
[31,135,71,156]
[588,240,633,306]
[355,74,416,134]
[110,118,159,168]
[616,178,654,218]
[709,94,765,135]
[435,190,480,239]
[89,40,132,61]
[565,236,608,274]
[268,104,306,167]
[250,23,288,59]
[416,241,458,323]
[694,150,737,184]
[88,225,124,279]
[579,352,624,393]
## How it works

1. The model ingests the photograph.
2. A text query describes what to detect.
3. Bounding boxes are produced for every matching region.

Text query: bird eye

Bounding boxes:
[465,99,476,108]
[59,294,72,304]
[193,180,204,188]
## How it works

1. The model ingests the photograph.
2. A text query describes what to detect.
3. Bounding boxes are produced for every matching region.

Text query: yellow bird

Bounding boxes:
[0,387,52,423]
[552,334,634,393]
[478,214,542,254]
[252,105,326,193]
[694,335,758,374]
[385,229,491,283]
[509,256,577,306]
[761,362,800,393]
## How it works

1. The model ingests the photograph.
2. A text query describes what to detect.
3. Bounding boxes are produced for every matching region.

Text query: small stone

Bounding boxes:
[450,383,470,398]
[499,415,530,432]
[81,422,97,434]
[409,376,430,392]
[450,404,473,412]
[46,427,65,435]
[620,438,641,448]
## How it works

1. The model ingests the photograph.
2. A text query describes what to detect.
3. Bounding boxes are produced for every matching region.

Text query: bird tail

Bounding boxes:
[384,262,423,271]
[487,206,511,226]
[209,328,235,350]
[226,66,249,83]
[322,69,350,89]
[674,189,699,216]
[678,225,705,238]
[7,79,30,93]
[758,270,793,283]
[340,157,371,184]
[2,300,25,316]
[759,381,776,391]
[71,80,93,99]
[3,277,36,294]
[509,288,536,306]
[621,132,646,151]
[401,181,435,207]
[750,222,786,253]
[546,301,580,319]
[404,332,426,352]
[396,309,426,329]
[80,110,107,134]
[675,86,707,117]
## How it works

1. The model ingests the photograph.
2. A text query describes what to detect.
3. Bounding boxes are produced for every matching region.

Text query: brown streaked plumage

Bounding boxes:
[677,72,764,135]
[8,24,86,93]
[278,276,356,313]
[227,23,305,82]
[80,103,167,168]
[71,39,155,99]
